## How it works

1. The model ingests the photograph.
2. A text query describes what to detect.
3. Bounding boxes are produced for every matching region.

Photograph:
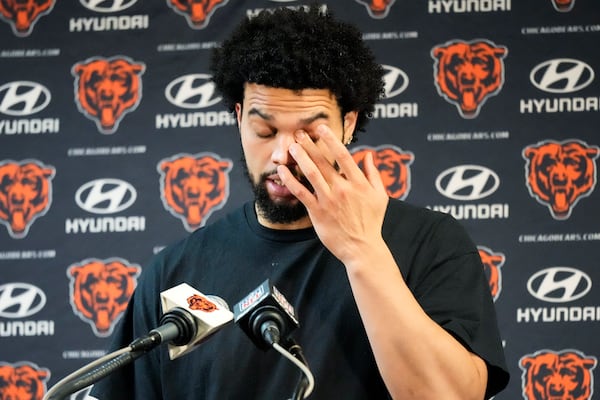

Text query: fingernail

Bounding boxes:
[295,130,306,140]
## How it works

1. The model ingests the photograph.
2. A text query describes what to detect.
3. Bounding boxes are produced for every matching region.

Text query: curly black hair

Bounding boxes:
[209,5,385,138]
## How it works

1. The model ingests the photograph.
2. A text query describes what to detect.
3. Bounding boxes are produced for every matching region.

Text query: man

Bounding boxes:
[90,5,509,399]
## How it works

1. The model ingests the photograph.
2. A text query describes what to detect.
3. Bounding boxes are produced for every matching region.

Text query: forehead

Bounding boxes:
[242,83,341,119]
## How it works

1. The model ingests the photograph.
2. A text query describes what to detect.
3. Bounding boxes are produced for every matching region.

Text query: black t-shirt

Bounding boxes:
[90,199,509,399]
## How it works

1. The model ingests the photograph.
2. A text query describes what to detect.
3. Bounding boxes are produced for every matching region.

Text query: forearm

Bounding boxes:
[343,242,488,400]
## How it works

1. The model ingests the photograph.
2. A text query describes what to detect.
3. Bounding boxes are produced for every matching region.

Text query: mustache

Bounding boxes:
[262,168,313,191]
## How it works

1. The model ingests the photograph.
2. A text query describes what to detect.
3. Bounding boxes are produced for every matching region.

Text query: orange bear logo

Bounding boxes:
[158,153,232,231]
[167,0,228,29]
[355,0,396,18]
[523,140,599,220]
[0,160,55,239]
[0,362,50,400]
[72,56,145,134]
[352,145,414,200]
[432,40,507,118]
[0,0,54,37]
[478,246,505,301]
[187,294,217,312]
[551,0,575,12]
[67,259,141,337]
[520,350,597,400]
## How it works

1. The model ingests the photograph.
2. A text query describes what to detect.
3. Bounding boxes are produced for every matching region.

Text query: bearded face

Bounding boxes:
[242,153,311,224]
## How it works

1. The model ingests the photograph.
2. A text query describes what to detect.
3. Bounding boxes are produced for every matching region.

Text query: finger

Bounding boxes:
[363,151,386,193]
[293,129,339,183]
[316,125,365,183]
[276,164,318,208]
[287,139,332,199]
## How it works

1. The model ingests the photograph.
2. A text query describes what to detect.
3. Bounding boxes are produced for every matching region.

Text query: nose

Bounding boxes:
[271,131,298,167]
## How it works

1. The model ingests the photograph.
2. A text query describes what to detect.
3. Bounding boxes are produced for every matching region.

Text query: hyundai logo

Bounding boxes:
[79,0,137,13]
[530,58,594,94]
[435,165,499,201]
[0,81,51,116]
[75,178,137,214]
[527,267,591,303]
[382,65,409,99]
[0,282,46,318]
[165,74,221,109]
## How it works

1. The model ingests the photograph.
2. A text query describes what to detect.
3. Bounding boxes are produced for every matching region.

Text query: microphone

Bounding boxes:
[157,282,233,359]
[233,279,299,350]
[43,283,233,400]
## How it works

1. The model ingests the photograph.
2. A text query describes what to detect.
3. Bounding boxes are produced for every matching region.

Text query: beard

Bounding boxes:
[242,155,310,224]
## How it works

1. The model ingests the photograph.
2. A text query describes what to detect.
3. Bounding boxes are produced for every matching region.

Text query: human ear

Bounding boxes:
[342,111,358,144]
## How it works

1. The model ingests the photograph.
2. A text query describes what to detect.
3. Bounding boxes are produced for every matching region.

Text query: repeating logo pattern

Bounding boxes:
[0,282,46,318]
[523,139,599,219]
[530,59,594,94]
[67,258,141,337]
[550,0,576,12]
[165,74,221,109]
[520,349,597,400]
[0,361,50,399]
[167,0,228,29]
[432,39,507,118]
[158,153,233,231]
[0,160,55,239]
[351,145,414,200]
[478,246,505,301]
[0,0,55,36]
[355,0,396,18]
[527,267,592,303]
[72,56,146,134]
[79,0,138,12]
[0,81,51,116]
[75,179,137,214]
[1,2,599,399]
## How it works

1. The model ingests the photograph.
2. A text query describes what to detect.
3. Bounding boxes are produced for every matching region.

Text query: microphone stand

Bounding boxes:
[44,349,146,400]
[44,327,168,400]
[287,338,310,400]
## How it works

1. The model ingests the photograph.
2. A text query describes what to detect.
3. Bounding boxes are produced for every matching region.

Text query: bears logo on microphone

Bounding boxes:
[520,349,597,400]
[352,145,414,200]
[0,160,55,239]
[355,0,396,18]
[0,361,50,400]
[167,0,228,29]
[158,153,232,231]
[67,258,141,337]
[72,56,145,134]
[0,0,54,37]
[432,40,507,119]
[187,294,217,312]
[477,246,504,302]
[523,139,599,220]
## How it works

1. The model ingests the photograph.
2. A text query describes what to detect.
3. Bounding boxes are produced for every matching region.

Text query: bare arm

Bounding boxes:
[277,125,488,400]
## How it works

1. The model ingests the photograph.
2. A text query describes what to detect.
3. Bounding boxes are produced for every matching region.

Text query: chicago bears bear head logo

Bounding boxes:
[0,160,55,239]
[167,0,228,29]
[520,350,597,400]
[72,56,145,134]
[0,0,54,37]
[523,140,599,220]
[352,145,414,200]
[478,246,505,301]
[67,259,140,337]
[551,0,575,12]
[158,153,232,231]
[355,0,396,18]
[432,40,507,119]
[187,294,217,312]
[0,361,50,400]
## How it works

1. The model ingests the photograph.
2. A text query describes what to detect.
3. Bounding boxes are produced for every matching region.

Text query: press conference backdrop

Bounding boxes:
[1,0,599,398]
